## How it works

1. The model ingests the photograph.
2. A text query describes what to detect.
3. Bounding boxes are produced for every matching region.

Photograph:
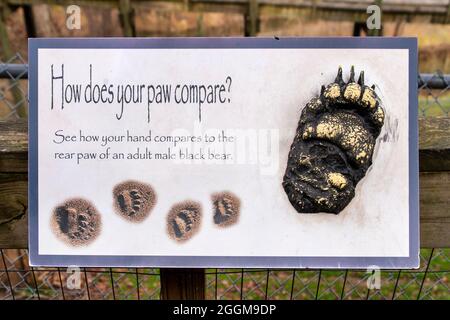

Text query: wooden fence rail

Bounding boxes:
[0,117,449,299]
[0,117,449,250]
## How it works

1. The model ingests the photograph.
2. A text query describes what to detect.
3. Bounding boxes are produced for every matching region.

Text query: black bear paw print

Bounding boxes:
[283,66,385,214]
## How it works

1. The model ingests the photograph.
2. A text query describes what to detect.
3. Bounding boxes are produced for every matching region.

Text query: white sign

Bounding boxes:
[28,38,419,268]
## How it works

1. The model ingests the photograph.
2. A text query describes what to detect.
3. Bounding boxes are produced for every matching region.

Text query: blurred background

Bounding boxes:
[1,0,449,71]
[0,0,449,300]
[1,0,450,119]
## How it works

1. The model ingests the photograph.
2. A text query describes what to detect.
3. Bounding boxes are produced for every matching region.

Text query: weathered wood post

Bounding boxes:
[119,0,136,37]
[160,268,205,300]
[245,0,259,37]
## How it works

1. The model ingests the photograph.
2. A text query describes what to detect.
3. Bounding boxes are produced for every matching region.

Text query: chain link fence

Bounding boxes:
[0,56,449,300]
[1,248,449,300]
[0,54,28,119]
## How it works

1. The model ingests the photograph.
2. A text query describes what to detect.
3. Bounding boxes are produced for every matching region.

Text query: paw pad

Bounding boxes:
[113,180,157,222]
[51,198,101,246]
[212,191,240,227]
[167,200,202,242]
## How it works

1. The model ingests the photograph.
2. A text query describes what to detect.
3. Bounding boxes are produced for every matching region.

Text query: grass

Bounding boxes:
[419,91,450,117]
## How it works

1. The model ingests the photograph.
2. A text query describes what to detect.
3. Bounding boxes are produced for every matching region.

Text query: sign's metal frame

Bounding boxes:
[28,37,419,268]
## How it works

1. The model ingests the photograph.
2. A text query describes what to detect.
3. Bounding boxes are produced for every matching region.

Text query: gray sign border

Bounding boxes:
[28,37,419,268]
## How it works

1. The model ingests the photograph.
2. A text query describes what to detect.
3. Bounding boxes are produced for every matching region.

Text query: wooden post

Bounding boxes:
[22,4,36,38]
[160,268,205,300]
[244,0,258,37]
[446,1,450,24]
[353,22,366,36]
[118,0,135,37]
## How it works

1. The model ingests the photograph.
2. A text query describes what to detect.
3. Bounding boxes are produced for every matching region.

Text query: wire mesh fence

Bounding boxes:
[0,57,449,300]
[0,54,28,119]
[0,248,449,300]
[418,72,450,117]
